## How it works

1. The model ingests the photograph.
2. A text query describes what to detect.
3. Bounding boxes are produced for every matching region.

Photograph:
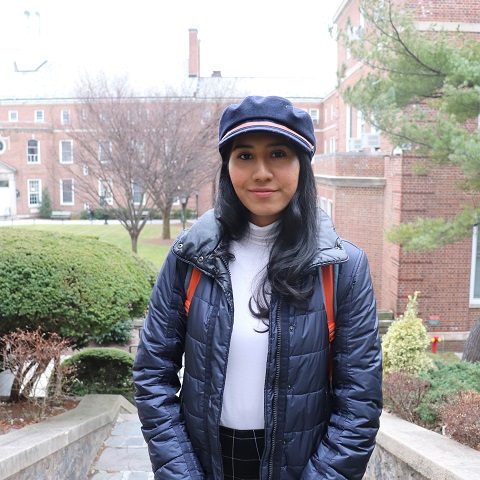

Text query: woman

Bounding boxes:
[133,95,382,480]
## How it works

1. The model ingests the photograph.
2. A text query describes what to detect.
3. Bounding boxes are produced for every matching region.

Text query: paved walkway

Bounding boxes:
[88,412,154,480]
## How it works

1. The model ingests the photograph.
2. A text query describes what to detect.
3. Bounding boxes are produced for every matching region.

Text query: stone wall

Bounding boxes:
[0,394,136,480]
[364,412,480,480]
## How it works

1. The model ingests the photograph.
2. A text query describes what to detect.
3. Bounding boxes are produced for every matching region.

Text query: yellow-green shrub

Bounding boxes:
[382,291,434,375]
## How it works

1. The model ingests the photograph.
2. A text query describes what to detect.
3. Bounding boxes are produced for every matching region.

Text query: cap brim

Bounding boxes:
[219,121,315,157]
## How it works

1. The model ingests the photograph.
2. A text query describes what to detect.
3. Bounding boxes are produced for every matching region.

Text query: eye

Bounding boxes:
[271,150,287,158]
[238,152,253,160]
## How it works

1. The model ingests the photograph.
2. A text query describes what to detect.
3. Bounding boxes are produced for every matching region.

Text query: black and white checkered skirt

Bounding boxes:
[219,426,265,480]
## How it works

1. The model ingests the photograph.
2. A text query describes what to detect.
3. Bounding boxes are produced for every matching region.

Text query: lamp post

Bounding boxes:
[180,194,188,230]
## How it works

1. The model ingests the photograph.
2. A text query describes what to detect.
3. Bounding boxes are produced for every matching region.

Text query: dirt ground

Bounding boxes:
[0,397,80,435]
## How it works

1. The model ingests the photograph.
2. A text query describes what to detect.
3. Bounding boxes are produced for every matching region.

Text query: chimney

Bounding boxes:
[188,28,200,78]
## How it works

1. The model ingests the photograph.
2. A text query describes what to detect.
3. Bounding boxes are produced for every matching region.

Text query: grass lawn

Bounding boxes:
[10,222,188,271]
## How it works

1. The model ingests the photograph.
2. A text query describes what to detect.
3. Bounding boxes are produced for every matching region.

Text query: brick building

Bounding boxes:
[1,1,479,346]
[317,0,480,347]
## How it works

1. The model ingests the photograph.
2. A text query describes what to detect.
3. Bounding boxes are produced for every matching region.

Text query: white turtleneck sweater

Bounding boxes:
[220,222,276,430]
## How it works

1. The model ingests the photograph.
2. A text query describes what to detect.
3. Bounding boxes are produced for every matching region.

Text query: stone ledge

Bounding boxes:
[0,394,136,480]
[366,411,480,479]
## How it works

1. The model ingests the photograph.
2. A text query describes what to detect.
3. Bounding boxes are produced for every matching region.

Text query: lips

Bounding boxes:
[250,189,276,198]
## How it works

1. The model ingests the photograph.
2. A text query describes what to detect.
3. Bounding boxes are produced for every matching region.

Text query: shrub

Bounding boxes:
[62,347,135,399]
[92,319,133,346]
[0,229,157,347]
[382,291,434,375]
[1,328,71,402]
[38,187,52,219]
[441,390,480,451]
[417,360,480,424]
[383,371,430,424]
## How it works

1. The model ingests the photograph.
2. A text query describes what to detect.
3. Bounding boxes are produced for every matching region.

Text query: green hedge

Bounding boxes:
[0,229,157,347]
[417,360,480,424]
[62,347,135,400]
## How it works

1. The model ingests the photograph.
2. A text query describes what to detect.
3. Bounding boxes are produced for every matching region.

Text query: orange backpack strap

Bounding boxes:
[184,266,202,316]
[321,264,336,380]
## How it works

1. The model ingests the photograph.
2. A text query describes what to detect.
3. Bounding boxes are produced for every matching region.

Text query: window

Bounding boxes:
[60,179,74,205]
[98,141,112,163]
[98,179,113,206]
[320,197,327,211]
[132,181,144,205]
[81,109,88,121]
[27,139,40,163]
[327,199,333,219]
[309,109,319,125]
[59,140,73,163]
[34,110,44,122]
[28,179,41,206]
[83,164,89,176]
[329,136,336,153]
[470,227,480,305]
[61,109,71,125]
[8,111,18,122]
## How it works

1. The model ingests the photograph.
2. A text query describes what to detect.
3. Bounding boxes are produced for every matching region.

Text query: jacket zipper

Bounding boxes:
[268,298,282,480]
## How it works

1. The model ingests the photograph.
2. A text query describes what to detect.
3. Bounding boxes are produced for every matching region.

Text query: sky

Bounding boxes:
[3,0,344,96]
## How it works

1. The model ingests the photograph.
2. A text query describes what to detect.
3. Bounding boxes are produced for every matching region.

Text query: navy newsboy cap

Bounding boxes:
[218,95,316,158]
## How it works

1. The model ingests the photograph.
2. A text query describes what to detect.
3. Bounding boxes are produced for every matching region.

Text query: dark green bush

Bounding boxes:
[92,319,133,346]
[417,360,480,424]
[0,229,156,347]
[39,188,53,219]
[62,347,135,400]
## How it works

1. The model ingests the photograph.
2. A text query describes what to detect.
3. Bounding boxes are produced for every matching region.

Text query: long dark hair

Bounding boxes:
[214,142,319,317]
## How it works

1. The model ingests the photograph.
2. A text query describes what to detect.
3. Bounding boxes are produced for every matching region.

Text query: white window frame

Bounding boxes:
[327,199,333,219]
[309,109,319,125]
[28,179,41,207]
[83,164,89,176]
[320,197,327,211]
[470,226,480,306]
[329,136,336,153]
[59,140,73,164]
[98,141,112,163]
[8,111,18,122]
[27,139,40,164]
[60,178,74,205]
[61,109,71,125]
[35,110,44,122]
[98,178,114,206]
[132,181,145,205]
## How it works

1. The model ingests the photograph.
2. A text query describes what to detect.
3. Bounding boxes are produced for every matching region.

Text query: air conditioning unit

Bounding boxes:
[349,137,363,151]
[362,133,380,148]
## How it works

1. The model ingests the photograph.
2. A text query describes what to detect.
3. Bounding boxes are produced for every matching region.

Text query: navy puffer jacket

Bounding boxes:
[133,209,382,479]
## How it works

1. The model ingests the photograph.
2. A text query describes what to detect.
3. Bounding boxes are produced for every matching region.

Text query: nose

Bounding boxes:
[252,158,273,181]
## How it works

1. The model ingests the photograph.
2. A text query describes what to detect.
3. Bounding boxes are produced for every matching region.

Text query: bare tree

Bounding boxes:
[142,94,223,238]
[66,75,222,250]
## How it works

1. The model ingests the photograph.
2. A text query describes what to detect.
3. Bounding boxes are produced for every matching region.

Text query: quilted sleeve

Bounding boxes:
[132,252,205,479]
[301,241,383,480]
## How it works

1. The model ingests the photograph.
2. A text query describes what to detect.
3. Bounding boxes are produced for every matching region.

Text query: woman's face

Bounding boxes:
[228,131,300,227]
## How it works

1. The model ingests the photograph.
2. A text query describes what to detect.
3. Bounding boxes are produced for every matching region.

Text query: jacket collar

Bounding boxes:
[172,208,348,275]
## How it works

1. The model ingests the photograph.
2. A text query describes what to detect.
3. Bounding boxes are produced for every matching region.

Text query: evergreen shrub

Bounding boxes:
[38,188,53,219]
[417,360,480,424]
[92,319,133,346]
[382,291,434,375]
[0,229,156,347]
[62,347,135,400]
